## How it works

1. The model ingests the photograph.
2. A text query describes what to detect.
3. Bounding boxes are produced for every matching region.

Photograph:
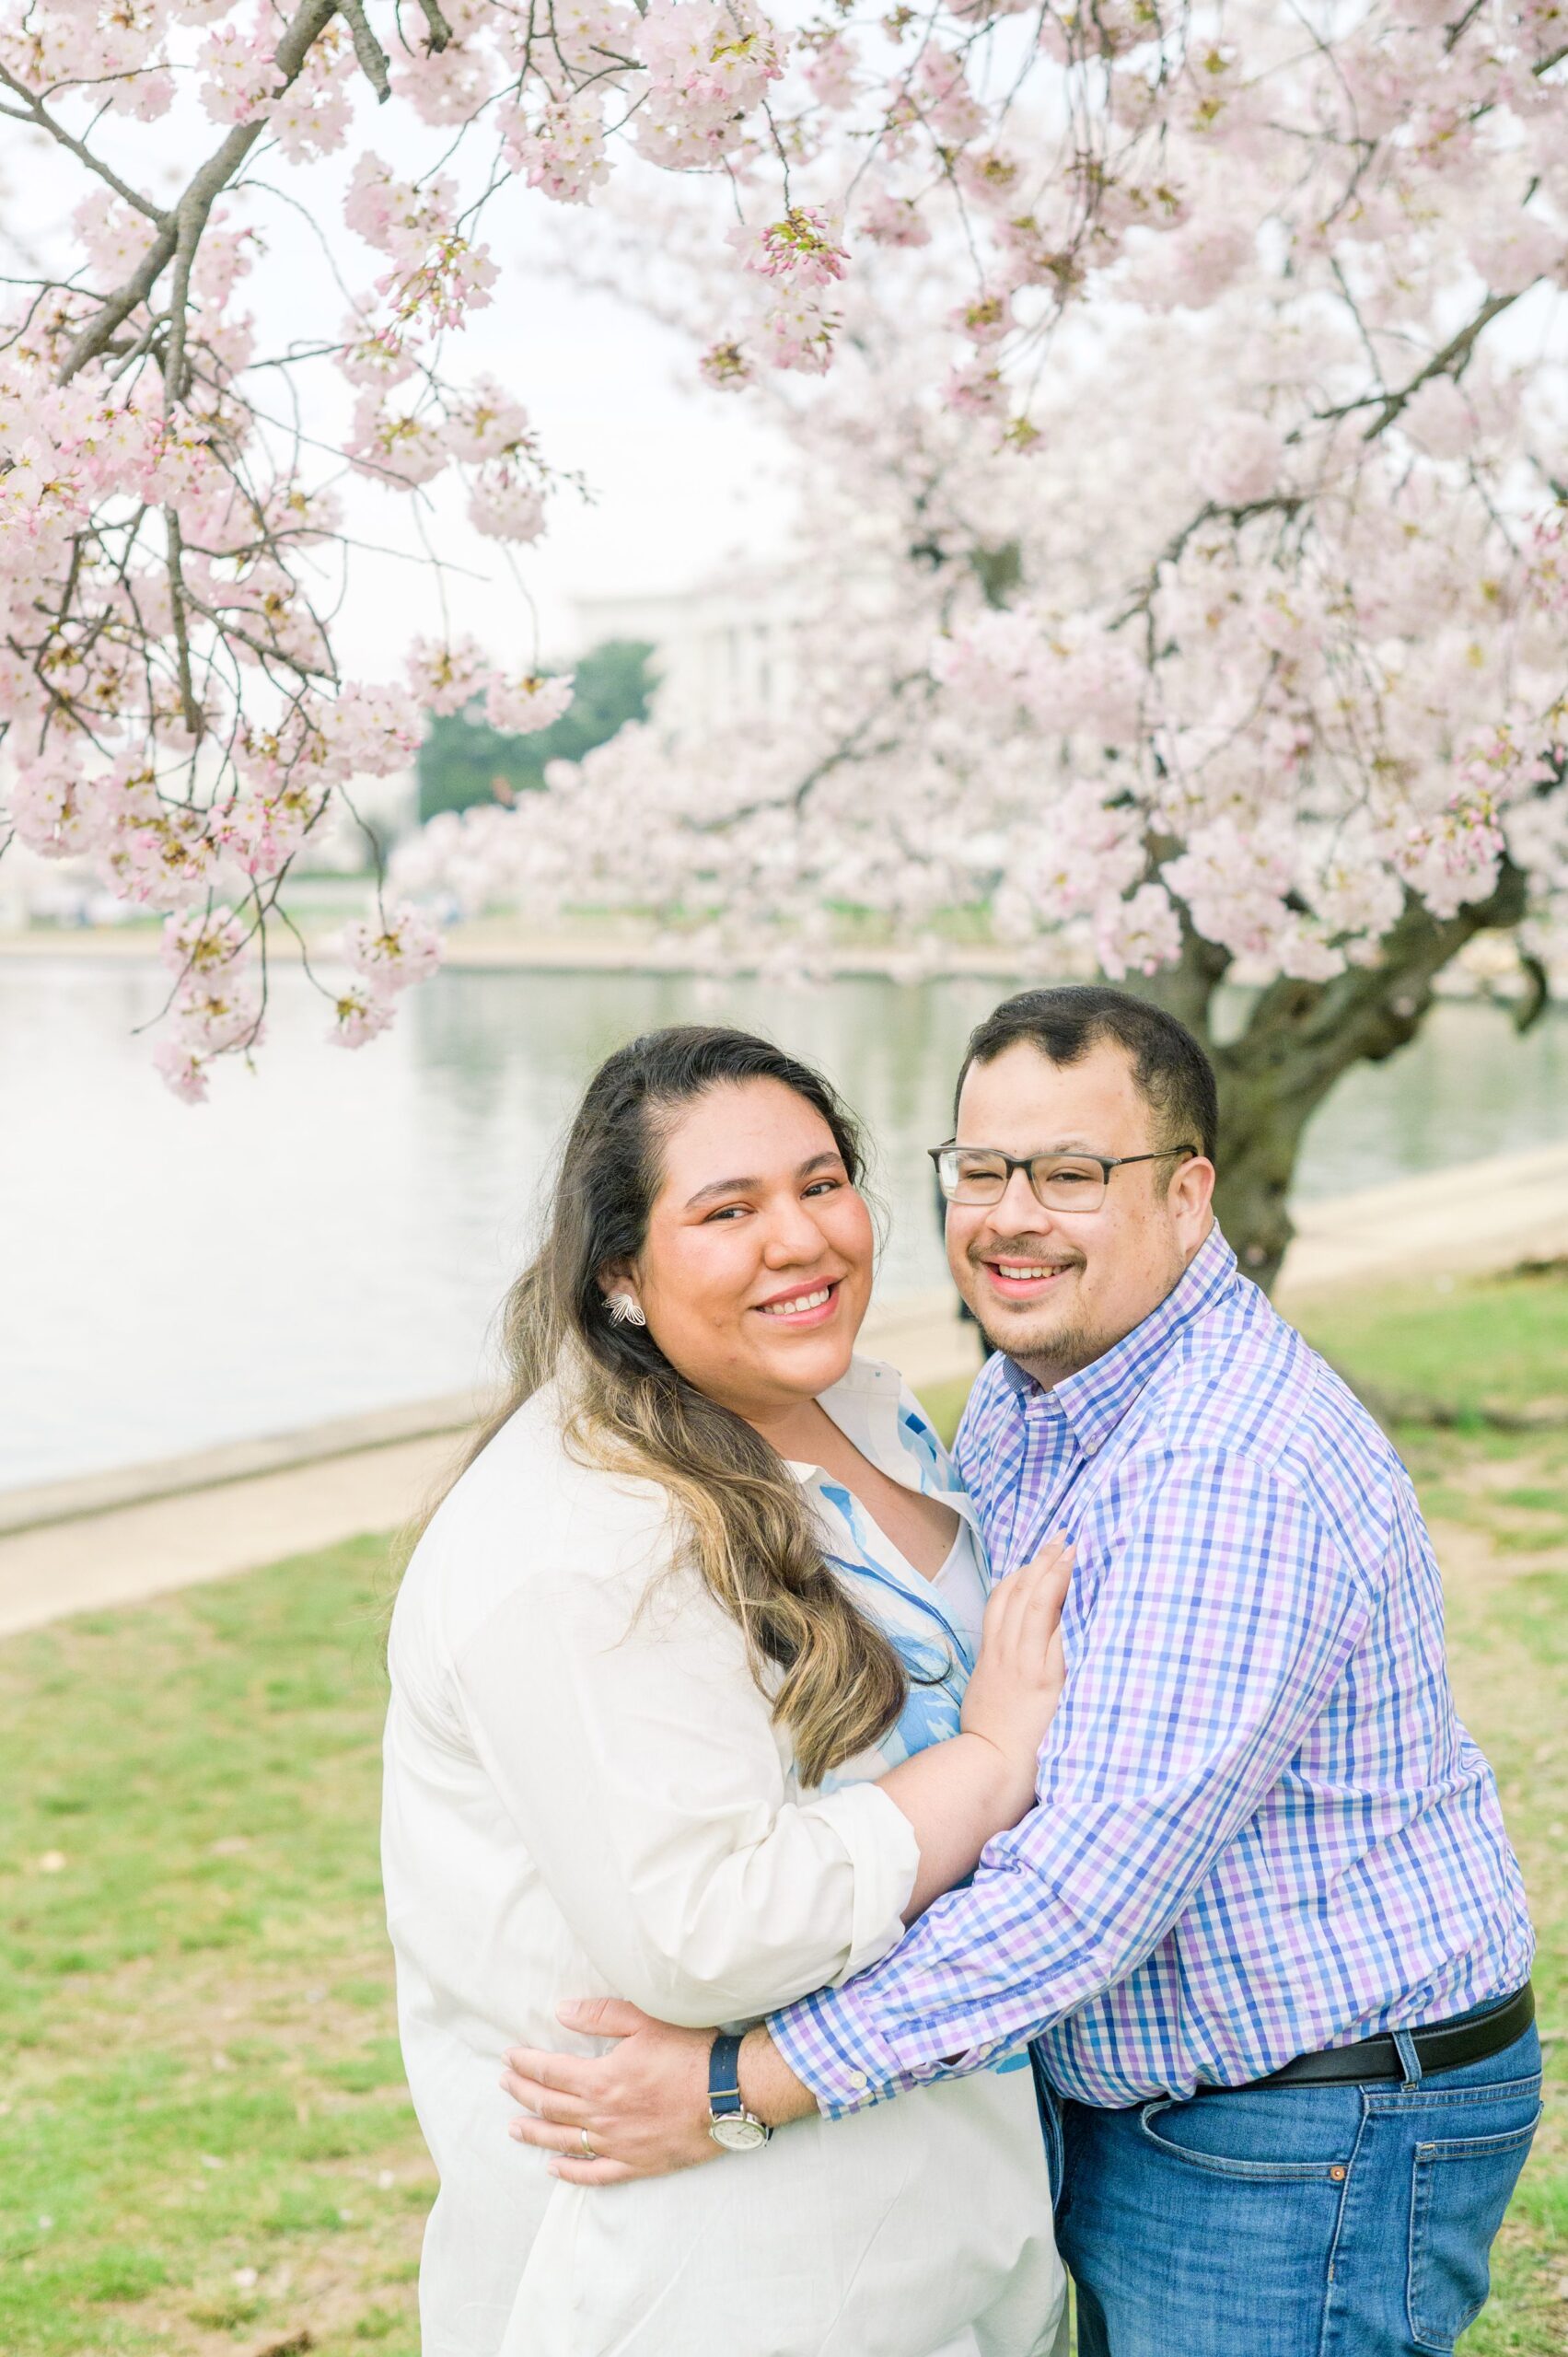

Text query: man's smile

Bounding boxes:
[977,1257,1081,1303]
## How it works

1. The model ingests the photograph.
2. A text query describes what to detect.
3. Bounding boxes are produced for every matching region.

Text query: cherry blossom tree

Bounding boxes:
[390,6,1568,1283]
[0,0,1180,1095]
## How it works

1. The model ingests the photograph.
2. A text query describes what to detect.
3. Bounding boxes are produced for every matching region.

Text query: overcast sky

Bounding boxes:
[340,251,797,668]
[6,97,797,680]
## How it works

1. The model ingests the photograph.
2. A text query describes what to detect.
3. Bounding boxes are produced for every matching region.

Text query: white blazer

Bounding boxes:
[382,1364,1065,2357]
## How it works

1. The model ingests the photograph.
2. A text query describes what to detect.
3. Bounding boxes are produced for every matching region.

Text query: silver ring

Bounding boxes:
[579,2128,597,2160]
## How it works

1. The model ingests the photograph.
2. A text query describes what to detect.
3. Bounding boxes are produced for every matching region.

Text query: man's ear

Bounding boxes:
[1172,1154,1216,1239]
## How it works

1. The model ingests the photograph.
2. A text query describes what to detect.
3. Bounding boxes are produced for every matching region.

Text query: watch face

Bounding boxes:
[709,2112,768,2152]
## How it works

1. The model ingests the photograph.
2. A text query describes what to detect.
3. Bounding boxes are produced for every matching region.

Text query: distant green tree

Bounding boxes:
[416,638,655,822]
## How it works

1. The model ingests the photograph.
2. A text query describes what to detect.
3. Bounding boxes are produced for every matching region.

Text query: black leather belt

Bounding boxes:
[1200,1982,1534,2094]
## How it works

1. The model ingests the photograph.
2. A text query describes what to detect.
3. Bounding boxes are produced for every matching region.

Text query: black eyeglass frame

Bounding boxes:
[928,1142,1199,1210]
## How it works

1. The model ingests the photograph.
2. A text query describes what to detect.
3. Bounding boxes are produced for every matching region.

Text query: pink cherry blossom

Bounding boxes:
[736,209,849,293]
[484,672,575,734]
[699,340,756,390]
[759,296,838,376]
[328,979,400,1049]
[634,0,784,122]
[9,756,99,860]
[341,901,447,991]
[1097,884,1184,979]
[859,190,932,249]
[949,287,1013,346]
[153,1039,211,1105]
[947,358,1006,416]
[468,467,547,542]
[160,904,252,976]
[407,635,495,716]
[504,94,610,204]
[197,21,278,122]
[802,31,857,109]
[173,970,266,1052]
[1189,412,1286,508]
[443,380,535,466]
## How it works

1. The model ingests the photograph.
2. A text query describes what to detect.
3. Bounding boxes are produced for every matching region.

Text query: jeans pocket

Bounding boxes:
[1407,2108,1541,2351]
[1136,2092,1353,2181]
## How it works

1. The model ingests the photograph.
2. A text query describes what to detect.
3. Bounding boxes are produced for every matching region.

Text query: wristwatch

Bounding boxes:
[707,2031,772,2152]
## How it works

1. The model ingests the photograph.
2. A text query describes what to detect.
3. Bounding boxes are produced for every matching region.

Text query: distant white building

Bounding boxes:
[571,572,803,735]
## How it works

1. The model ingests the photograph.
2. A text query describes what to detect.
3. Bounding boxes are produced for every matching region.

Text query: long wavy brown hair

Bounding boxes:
[446,1025,907,1788]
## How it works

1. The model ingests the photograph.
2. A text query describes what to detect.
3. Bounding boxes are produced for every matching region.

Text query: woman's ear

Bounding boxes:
[595,1259,635,1305]
[595,1260,646,1328]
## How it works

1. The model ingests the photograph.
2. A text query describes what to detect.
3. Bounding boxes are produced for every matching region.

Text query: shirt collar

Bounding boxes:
[785,1353,907,1489]
[1003,1225,1240,1457]
[787,1353,981,1527]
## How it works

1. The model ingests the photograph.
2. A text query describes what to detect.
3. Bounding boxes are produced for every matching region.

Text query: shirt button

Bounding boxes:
[848,2071,869,2088]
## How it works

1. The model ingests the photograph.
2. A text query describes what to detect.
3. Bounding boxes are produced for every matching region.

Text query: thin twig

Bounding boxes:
[0,64,168,224]
[164,508,203,738]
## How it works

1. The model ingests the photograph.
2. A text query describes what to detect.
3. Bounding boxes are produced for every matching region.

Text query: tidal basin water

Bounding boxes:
[4,957,1565,1492]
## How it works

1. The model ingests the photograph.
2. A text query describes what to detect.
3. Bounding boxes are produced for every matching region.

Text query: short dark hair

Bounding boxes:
[955,985,1219,1167]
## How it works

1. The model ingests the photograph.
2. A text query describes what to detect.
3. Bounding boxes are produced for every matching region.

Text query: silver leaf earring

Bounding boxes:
[606,1292,646,1328]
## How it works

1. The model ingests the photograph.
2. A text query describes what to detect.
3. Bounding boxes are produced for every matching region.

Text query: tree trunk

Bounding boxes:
[1141,864,1530,1294]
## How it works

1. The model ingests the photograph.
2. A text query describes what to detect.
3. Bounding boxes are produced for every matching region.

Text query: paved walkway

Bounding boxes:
[3,1143,1564,1641]
[1276,1141,1568,1301]
[0,920,1035,980]
[0,1436,461,1642]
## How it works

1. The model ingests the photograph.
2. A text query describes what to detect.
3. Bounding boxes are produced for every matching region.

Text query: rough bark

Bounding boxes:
[1141,862,1531,1294]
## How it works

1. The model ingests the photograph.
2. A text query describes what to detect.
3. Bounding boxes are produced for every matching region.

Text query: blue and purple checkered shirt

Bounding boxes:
[771,1228,1533,2112]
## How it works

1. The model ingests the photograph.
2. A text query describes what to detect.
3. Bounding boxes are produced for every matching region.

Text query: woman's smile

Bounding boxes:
[752,1277,843,1327]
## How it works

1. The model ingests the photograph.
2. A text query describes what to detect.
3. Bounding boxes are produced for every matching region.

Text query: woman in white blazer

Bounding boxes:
[383,1025,1070,2357]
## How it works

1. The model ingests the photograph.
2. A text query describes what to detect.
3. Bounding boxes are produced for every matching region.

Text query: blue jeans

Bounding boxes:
[1045,2014,1540,2355]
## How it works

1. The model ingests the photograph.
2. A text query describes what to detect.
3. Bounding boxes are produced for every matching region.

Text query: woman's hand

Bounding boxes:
[502,2000,722,2185]
[958,1537,1073,1812]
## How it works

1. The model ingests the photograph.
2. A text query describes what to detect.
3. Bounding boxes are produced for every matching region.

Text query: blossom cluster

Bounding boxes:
[397,83,1568,1004]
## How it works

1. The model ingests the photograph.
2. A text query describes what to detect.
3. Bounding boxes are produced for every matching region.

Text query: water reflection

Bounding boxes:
[3,959,1563,1490]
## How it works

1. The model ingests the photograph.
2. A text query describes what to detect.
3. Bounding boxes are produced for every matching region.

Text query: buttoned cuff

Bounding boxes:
[769,1981,942,2118]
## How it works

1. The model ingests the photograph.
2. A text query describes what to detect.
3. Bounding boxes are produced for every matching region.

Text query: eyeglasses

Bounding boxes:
[928,1143,1198,1213]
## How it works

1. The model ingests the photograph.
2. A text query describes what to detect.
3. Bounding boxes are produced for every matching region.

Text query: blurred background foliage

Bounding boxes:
[415,639,655,822]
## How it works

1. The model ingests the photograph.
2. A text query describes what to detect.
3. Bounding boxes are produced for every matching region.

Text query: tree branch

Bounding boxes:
[413,0,453,50]
[57,0,339,385]
[1353,290,1521,442]
[0,64,168,225]
[1114,285,1524,633]
[1207,860,1530,1283]
[333,0,393,100]
[1113,493,1306,624]
[692,670,933,831]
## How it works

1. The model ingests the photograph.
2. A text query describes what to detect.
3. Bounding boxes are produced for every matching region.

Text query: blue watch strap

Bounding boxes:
[708,2031,747,2119]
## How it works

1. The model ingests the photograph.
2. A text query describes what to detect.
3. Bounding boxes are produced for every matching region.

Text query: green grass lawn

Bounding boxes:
[0,1544,430,2357]
[2,1267,1563,2355]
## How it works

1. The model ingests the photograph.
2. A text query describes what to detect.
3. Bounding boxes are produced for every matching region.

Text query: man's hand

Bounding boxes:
[501,1999,719,2185]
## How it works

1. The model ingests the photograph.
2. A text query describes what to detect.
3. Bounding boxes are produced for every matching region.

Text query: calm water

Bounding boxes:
[4,958,1565,1492]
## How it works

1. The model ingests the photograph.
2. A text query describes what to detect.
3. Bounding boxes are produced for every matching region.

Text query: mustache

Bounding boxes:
[966,1239,1085,1271]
